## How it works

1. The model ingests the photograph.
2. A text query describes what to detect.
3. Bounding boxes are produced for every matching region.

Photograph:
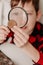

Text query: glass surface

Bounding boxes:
[8,7,28,28]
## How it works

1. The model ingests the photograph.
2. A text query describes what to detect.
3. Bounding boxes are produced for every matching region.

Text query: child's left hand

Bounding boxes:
[11,26,40,62]
[11,26,29,47]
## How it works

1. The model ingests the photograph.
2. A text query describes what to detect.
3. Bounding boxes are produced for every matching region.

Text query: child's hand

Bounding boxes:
[11,26,40,62]
[0,25,10,43]
[11,26,29,47]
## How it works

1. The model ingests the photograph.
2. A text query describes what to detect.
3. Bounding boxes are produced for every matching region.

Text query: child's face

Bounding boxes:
[11,0,40,35]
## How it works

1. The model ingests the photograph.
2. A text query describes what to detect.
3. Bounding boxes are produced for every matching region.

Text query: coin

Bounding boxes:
[8,20,17,28]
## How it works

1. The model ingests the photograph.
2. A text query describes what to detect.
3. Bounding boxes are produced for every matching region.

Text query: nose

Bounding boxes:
[17,0,22,7]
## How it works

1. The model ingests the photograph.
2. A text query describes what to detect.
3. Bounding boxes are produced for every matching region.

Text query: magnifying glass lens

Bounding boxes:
[8,7,28,28]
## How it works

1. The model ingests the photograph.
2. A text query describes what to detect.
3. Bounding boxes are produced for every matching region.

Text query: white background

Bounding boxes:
[40,0,43,24]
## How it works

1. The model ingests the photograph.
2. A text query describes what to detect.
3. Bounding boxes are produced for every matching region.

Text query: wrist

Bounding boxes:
[36,52,43,65]
[21,42,40,63]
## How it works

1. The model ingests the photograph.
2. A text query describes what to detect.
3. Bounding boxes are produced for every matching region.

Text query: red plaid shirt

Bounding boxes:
[29,22,43,65]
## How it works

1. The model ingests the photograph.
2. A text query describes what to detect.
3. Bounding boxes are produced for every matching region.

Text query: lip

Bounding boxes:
[22,26,27,29]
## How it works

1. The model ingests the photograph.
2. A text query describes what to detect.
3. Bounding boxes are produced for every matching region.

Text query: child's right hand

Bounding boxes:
[0,25,10,43]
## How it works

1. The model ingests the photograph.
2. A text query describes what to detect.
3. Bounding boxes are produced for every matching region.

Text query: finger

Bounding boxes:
[0,37,6,40]
[14,34,28,45]
[0,25,10,33]
[12,28,29,43]
[14,34,27,47]
[14,38,24,47]
[14,34,25,45]
[0,34,6,40]
[12,26,29,39]
[14,38,20,47]
[0,40,4,43]
[0,29,9,35]
[11,27,29,41]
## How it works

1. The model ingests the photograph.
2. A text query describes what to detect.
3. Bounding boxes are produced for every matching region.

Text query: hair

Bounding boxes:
[11,0,39,13]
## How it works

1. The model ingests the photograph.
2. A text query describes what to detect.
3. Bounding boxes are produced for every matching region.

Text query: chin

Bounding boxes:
[24,29,33,35]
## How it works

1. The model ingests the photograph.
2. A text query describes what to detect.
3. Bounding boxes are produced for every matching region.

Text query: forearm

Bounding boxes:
[21,42,40,63]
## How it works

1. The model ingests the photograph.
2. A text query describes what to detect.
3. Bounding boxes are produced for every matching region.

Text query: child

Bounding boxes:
[0,0,43,65]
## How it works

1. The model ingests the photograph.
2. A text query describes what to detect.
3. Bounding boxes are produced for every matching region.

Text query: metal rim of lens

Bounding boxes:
[8,7,28,28]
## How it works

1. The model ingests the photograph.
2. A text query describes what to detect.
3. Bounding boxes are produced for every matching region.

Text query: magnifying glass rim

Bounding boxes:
[8,7,28,28]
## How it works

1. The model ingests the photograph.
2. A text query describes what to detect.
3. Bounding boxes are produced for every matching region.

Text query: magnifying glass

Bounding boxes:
[8,7,28,28]
[1,7,28,44]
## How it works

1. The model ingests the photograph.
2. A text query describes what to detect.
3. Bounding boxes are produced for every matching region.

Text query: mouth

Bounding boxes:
[22,26,27,29]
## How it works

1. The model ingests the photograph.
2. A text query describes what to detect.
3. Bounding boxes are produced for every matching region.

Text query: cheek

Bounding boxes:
[27,15,37,30]
[22,14,37,34]
[28,14,36,23]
